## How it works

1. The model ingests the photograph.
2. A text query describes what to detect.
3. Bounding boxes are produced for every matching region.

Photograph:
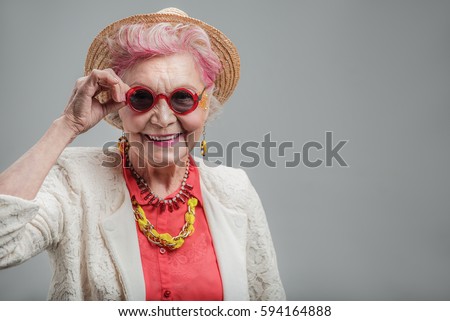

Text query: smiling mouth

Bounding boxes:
[142,133,184,147]
[144,133,182,141]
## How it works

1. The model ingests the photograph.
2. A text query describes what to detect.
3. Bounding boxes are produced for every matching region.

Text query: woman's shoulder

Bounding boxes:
[195,157,258,204]
[58,146,121,169]
[196,158,249,184]
[54,146,122,188]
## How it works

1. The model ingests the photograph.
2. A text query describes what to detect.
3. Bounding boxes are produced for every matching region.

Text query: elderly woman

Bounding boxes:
[0,8,285,300]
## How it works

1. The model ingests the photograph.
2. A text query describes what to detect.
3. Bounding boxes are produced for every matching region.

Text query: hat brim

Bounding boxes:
[84,12,240,129]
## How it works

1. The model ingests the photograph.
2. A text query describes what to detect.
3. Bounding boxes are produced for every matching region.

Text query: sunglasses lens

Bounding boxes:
[171,90,196,113]
[130,89,154,111]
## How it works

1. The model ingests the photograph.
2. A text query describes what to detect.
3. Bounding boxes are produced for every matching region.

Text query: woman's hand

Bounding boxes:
[62,68,130,136]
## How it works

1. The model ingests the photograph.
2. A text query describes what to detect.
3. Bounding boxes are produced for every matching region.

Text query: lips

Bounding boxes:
[146,133,181,141]
[143,133,183,147]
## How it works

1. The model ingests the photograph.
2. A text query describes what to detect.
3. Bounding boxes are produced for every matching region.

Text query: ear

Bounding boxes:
[199,91,210,120]
[204,102,210,120]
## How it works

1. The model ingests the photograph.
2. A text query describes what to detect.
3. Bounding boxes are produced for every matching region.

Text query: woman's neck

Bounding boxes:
[128,152,189,199]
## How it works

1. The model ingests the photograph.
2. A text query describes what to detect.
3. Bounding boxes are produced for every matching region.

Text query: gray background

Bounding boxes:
[1,0,449,300]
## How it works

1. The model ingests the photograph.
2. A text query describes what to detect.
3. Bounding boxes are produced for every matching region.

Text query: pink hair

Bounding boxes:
[108,23,222,87]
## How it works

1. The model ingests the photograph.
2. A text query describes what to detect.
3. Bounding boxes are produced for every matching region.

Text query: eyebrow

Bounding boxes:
[129,82,202,93]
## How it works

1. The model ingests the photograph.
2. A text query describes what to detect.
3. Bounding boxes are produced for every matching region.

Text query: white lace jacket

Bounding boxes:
[0,147,285,300]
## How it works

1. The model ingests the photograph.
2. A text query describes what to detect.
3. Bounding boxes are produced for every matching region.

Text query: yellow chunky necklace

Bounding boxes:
[132,196,197,250]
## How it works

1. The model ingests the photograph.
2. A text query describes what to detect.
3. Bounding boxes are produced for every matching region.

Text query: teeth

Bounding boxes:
[146,133,180,141]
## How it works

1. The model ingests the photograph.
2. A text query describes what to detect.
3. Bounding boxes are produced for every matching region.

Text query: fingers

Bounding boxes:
[78,68,128,103]
[112,79,130,103]
[101,98,127,116]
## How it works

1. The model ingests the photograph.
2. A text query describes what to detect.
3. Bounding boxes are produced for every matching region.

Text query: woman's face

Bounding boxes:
[119,52,209,168]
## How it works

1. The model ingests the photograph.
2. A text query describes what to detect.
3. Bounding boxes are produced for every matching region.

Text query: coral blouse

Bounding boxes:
[122,155,223,301]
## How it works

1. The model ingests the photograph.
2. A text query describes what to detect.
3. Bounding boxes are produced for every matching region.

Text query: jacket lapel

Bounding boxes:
[199,167,250,300]
[100,190,146,300]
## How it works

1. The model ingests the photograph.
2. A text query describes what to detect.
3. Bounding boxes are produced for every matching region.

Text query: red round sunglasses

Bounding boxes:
[126,86,206,115]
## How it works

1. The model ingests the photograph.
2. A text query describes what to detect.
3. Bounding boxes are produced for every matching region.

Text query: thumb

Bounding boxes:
[102,99,126,117]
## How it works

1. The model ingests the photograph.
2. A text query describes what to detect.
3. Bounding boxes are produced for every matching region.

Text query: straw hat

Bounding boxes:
[84,7,240,129]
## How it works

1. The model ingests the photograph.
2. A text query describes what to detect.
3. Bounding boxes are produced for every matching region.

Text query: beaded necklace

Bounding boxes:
[119,136,198,250]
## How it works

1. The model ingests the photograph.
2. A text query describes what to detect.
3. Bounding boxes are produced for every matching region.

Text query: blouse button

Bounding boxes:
[164,290,171,298]
[159,247,166,254]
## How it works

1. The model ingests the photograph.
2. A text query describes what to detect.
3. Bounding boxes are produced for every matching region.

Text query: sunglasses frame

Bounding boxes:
[126,86,206,115]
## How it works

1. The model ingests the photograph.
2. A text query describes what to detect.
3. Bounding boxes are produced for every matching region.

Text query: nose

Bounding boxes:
[149,98,177,128]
